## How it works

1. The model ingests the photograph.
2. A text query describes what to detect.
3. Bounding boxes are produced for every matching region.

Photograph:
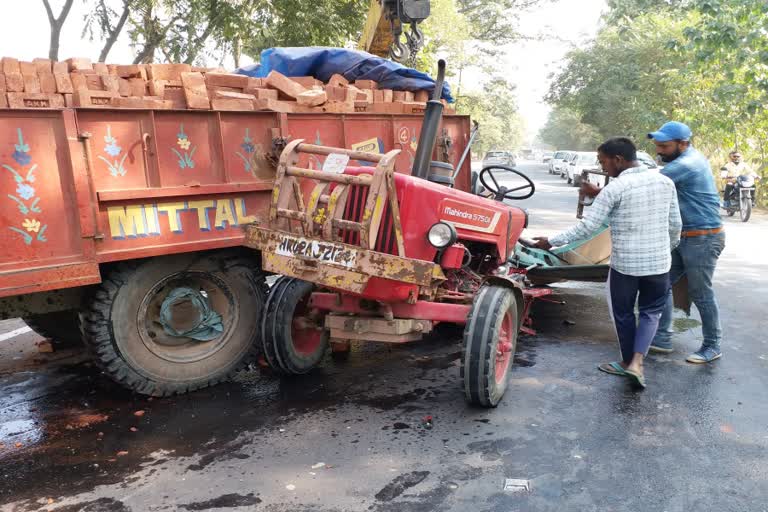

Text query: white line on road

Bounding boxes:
[0,326,32,342]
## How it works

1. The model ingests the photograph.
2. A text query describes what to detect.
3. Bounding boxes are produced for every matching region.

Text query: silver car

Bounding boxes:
[483,150,517,168]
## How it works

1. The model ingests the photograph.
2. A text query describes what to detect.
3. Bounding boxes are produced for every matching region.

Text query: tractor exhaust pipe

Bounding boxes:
[412,59,446,180]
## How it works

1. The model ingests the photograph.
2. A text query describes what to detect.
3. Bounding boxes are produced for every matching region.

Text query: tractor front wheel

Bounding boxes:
[261,277,329,374]
[461,285,519,408]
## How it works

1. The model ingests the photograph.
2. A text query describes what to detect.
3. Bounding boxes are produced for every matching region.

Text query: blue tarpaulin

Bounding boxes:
[235,47,453,103]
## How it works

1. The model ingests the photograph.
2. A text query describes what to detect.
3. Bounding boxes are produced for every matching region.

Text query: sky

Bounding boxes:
[0,0,606,142]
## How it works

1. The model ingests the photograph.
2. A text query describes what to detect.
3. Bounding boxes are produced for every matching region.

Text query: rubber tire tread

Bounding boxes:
[261,277,328,375]
[461,285,517,408]
[23,311,83,347]
[741,197,752,222]
[80,251,267,397]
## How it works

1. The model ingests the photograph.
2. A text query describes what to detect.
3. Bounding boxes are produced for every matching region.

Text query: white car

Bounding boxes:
[565,151,599,186]
[549,150,574,175]
[586,150,664,187]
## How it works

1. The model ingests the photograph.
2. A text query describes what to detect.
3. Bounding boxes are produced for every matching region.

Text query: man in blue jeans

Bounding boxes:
[647,122,726,363]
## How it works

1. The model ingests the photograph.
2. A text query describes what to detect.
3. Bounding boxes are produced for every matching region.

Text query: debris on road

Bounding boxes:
[285,484,296,491]
[116,451,129,457]
[133,410,146,417]
[311,462,326,469]
[503,478,530,493]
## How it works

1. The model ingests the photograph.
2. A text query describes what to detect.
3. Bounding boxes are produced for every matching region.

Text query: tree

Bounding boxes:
[458,77,525,155]
[537,107,601,150]
[41,0,75,60]
[83,0,132,62]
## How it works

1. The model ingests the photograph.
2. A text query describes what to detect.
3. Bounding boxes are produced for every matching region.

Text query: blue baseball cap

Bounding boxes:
[647,121,692,142]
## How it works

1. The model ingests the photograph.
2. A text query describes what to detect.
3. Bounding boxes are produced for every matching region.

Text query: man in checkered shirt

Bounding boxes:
[533,137,682,388]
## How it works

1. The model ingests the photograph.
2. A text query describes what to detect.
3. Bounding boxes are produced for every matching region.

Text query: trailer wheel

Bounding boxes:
[80,250,267,396]
[461,285,519,408]
[261,277,328,374]
[23,311,83,348]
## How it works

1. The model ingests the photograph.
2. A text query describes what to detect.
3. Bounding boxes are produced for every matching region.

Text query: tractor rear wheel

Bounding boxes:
[80,250,267,396]
[261,277,329,374]
[461,285,519,408]
[23,311,83,348]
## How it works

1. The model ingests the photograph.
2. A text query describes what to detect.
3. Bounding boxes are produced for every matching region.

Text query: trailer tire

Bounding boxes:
[461,285,519,408]
[261,277,328,375]
[23,311,83,348]
[80,250,267,396]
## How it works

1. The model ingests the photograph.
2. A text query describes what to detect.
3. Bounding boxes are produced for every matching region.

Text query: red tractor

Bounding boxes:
[246,61,549,407]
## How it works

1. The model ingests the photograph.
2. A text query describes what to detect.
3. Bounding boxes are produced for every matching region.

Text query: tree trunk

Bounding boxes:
[98,1,131,62]
[42,0,75,61]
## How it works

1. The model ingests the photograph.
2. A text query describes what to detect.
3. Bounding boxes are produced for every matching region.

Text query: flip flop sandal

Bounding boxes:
[624,369,646,389]
[598,361,627,376]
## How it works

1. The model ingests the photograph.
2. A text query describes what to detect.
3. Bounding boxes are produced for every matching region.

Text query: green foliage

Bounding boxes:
[457,77,525,155]
[537,107,601,150]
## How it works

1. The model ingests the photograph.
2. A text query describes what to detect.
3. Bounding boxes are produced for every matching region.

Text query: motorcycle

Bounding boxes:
[722,174,756,222]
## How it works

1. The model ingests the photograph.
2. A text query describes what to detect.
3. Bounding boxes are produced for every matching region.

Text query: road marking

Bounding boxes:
[0,326,32,342]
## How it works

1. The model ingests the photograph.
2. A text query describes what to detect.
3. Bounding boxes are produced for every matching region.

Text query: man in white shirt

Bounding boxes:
[533,137,682,388]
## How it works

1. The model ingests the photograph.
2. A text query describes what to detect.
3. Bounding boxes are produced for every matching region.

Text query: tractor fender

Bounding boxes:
[482,276,525,327]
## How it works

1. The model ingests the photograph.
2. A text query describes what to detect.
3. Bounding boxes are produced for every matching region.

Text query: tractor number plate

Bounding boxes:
[275,235,358,269]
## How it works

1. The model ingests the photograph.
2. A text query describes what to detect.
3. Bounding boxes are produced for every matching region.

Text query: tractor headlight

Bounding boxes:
[427,222,457,249]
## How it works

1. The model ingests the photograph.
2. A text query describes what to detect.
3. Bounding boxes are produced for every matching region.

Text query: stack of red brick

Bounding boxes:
[0,57,452,114]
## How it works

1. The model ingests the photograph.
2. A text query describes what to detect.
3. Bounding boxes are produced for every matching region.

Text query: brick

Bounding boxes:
[147,63,192,81]
[118,78,131,97]
[116,65,147,80]
[5,73,24,92]
[148,80,165,97]
[381,89,394,102]
[163,88,187,109]
[84,74,103,90]
[327,73,349,88]
[291,76,323,88]
[0,74,5,93]
[401,101,427,114]
[254,88,278,100]
[101,75,120,93]
[393,91,406,102]
[212,90,256,100]
[19,61,37,76]
[70,73,87,91]
[112,96,173,109]
[297,88,327,106]
[325,85,349,102]
[33,58,53,74]
[128,78,147,97]
[66,58,93,71]
[354,100,371,113]
[243,77,265,94]
[63,93,73,107]
[107,64,119,75]
[404,91,415,102]
[54,74,73,94]
[7,92,65,109]
[180,72,210,109]
[93,62,109,74]
[204,72,249,89]
[253,98,295,113]
[211,98,255,111]
[315,101,355,114]
[414,90,430,102]
[370,102,404,114]
[1,57,20,75]
[22,74,41,93]
[52,61,68,75]
[354,79,377,90]
[265,70,306,99]
[0,93,6,108]
[373,90,384,103]
[73,89,117,108]
[39,73,56,94]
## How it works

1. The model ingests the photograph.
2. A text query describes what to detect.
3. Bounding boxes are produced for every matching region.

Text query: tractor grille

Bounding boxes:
[341,184,398,255]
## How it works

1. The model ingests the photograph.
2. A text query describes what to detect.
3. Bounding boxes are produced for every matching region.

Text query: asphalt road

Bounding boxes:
[1,162,767,512]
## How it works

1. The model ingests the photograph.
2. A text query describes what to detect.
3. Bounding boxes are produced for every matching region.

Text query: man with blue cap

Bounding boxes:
[647,121,725,363]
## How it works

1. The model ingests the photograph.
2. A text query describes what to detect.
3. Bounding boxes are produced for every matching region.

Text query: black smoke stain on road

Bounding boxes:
[180,493,262,510]
[375,471,430,501]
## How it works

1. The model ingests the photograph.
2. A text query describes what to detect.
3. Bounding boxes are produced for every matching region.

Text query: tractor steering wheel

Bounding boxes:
[479,165,535,201]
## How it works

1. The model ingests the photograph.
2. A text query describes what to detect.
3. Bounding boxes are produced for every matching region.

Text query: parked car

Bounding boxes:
[483,150,517,167]
[542,151,554,163]
[586,150,664,187]
[566,151,599,186]
[549,150,574,175]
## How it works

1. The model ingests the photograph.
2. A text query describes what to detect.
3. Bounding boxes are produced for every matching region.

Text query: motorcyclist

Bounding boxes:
[720,151,758,206]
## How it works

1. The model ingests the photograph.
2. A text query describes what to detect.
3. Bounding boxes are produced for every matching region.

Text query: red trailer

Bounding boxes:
[0,107,472,395]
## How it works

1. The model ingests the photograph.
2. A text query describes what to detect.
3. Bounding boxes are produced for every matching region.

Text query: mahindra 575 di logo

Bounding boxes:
[439,199,501,233]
